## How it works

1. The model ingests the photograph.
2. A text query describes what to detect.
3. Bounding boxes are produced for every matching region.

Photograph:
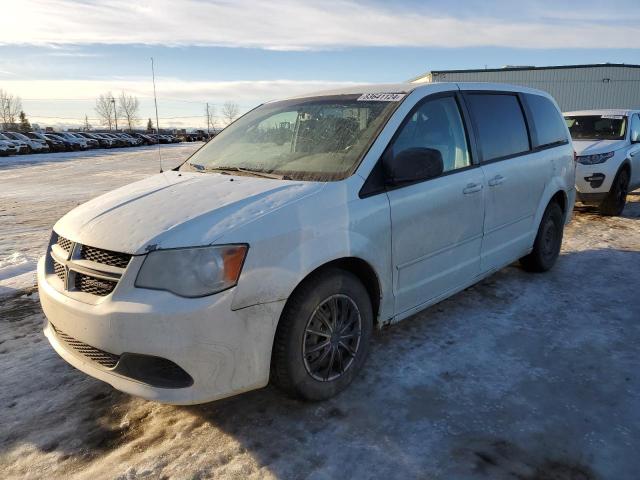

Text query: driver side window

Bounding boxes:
[392,96,471,174]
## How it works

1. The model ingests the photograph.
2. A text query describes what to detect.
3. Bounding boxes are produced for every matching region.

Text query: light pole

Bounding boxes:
[206,102,210,137]
[111,97,118,131]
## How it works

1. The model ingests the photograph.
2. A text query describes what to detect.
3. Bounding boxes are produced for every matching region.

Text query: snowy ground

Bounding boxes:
[0,144,200,298]
[1,148,639,479]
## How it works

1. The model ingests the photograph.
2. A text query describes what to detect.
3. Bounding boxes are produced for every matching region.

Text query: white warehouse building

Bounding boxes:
[410,63,640,112]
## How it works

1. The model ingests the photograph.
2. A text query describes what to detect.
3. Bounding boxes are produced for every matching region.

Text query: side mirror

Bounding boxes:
[383,147,444,186]
[631,132,640,143]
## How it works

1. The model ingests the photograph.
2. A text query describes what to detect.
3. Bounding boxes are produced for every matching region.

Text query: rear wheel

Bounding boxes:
[520,202,564,273]
[599,168,629,216]
[271,268,373,401]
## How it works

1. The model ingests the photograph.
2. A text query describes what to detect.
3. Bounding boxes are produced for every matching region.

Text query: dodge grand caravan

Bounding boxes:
[564,109,640,215]
[38,83,575,404]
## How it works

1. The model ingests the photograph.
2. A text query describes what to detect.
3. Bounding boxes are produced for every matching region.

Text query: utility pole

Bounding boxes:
[206,102,210,137]
[111,97,118,131]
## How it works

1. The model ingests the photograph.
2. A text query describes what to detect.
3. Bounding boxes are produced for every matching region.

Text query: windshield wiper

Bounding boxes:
[205,166,288,180]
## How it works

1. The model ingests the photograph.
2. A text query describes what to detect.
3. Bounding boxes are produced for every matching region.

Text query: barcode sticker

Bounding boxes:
[357,93,406,102]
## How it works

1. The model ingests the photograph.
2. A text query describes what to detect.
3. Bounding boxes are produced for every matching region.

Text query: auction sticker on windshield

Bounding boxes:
[357,93,405,102]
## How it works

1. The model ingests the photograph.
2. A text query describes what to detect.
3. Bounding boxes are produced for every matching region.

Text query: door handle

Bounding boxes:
[488,174,505,186]
[463,182,483,194]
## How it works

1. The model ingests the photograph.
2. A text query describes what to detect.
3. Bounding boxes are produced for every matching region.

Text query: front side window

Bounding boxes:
[390,96,471,174]
[184,95,401,181]
[466,93,530,162]
[564,115,627,141]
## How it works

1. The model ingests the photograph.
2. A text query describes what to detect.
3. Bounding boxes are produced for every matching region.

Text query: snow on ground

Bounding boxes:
[0,144,200,299]
[0,148,639,479]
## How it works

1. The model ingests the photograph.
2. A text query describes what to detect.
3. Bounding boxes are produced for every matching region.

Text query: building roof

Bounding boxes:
[410,63,640,82]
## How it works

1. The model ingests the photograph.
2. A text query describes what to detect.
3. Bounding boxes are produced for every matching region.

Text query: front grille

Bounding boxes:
[57,236,72,253]
[50,231,132,298]
[81,245,131,269]
[53,260,66,282]
[52,324,120,369]
[75,273,117,296]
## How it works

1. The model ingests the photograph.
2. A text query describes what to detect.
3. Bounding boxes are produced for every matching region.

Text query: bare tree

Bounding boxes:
[0,89,23,130]
[83,114,92,131]
[95,92,115,130]
[221,101,239,125]
[117,91,140,131]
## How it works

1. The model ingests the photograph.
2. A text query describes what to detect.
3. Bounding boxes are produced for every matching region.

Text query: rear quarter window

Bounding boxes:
[525,94,568,148]
[465,93,530,162]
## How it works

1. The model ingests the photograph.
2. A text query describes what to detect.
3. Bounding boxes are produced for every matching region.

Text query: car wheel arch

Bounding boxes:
[279,256,382,328]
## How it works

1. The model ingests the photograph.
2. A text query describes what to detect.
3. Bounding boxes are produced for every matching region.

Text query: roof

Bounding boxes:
[277,81,551,102]
[563,109,639,116]
[281,82,422,100]
[410,63,640,82]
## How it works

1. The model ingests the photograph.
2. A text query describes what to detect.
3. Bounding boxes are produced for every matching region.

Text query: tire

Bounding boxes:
[271,268,373,401]
[599,167,629,216]
[520,202,564,273]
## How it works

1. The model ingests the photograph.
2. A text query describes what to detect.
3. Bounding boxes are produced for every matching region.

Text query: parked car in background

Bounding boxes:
[57,132,89,150]
[3,131,50,153]
[132,133,157,145]
[38,82,575,405]
[564,109,640,215]
[68,132,99,149]
[0,139,18,156]
[26,132,66,152]
[88,133,115,148]
[45,134,75,152]
[0,132,29,153]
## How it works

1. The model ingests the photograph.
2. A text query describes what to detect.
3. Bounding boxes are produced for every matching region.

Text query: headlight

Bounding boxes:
[135,244,248,297]
[576,151,614,165]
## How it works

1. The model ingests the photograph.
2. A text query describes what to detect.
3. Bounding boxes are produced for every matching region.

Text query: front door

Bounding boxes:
[387,94,485,315]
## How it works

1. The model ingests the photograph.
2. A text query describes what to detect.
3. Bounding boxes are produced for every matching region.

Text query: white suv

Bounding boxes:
[38,83,575,404]
[564,109,640,215]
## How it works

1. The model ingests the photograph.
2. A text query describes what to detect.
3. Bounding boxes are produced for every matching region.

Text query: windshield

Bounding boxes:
[182,94,402,181]
[565,115,627,141]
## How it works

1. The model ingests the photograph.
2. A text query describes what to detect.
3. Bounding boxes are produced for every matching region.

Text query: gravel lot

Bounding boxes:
[1,147,639,479]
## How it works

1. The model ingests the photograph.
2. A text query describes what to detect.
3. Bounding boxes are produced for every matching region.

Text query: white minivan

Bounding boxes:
[38,83,575,404]
[564,109,640,215]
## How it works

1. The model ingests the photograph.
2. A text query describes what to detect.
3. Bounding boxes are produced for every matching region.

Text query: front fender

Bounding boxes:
[225,182,393,323]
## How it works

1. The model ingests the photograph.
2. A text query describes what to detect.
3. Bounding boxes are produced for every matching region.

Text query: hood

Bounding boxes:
[54,171,324,254]
[572,139,627,156]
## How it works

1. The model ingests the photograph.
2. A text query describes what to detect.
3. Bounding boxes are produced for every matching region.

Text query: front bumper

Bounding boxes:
[37,256,285,404]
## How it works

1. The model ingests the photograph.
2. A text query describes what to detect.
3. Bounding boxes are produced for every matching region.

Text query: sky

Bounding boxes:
[2,0,639,130]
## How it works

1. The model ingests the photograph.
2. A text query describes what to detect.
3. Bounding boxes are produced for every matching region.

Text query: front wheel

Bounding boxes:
[520,202,564,272]
[599,168,629,216]
[271,268,373,401]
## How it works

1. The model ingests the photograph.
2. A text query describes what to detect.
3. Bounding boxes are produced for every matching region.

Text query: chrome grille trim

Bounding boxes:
[49,231,132,298]
[51,324,120,369]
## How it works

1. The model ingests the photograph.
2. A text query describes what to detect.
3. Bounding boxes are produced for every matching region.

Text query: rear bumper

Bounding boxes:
[37,256,286,404]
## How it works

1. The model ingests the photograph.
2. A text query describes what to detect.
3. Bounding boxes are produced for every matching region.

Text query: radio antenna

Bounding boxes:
[151,57,163,173]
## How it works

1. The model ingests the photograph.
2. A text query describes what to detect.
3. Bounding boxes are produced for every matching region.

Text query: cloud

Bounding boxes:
[4,78,364,103]
[4,0,639,50]
[5,78,365,128]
